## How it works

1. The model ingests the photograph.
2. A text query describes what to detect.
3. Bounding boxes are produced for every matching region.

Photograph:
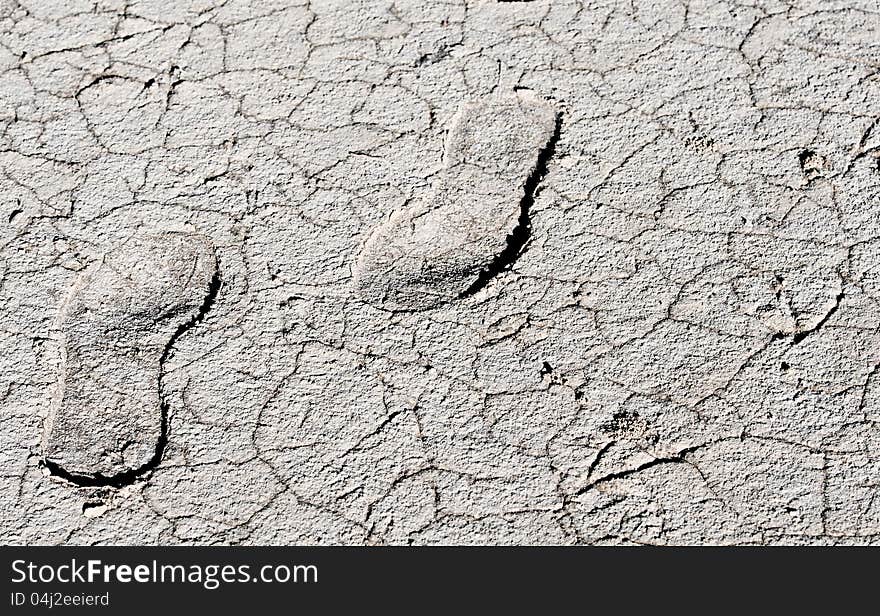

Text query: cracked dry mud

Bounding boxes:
[1,0,879,546]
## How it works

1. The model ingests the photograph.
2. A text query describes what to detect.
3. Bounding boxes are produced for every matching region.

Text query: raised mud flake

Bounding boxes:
[44,232,218,484]
[354,90,560,311]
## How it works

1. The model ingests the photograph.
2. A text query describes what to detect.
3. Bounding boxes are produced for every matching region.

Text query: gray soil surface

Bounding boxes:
[1,0,879,545]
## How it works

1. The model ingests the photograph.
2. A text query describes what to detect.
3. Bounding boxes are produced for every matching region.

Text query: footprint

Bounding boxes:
[354,89,560,310]
[44,232,219,484]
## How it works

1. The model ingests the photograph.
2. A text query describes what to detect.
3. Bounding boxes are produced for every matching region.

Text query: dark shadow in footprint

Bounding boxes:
[354,89,561,311]
[44,232,219,486]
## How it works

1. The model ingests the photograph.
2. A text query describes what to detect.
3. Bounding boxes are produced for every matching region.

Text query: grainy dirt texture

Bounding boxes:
[1,0,878,545]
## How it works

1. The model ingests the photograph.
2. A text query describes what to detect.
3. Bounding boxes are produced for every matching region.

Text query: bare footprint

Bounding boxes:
[354,90,560,310]
[44,232,218,484]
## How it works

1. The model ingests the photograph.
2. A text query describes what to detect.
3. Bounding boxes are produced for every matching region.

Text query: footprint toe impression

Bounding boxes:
[45,232,218,483]
[354,90,560,310]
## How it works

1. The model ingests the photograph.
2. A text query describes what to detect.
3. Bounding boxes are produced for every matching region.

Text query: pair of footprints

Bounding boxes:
[46,91,561,484]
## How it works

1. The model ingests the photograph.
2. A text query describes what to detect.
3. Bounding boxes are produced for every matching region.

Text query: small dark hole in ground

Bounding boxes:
[798,149,815,168]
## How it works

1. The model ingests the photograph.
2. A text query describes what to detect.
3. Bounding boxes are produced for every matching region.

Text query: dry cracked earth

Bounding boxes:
[1,0,879,546]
